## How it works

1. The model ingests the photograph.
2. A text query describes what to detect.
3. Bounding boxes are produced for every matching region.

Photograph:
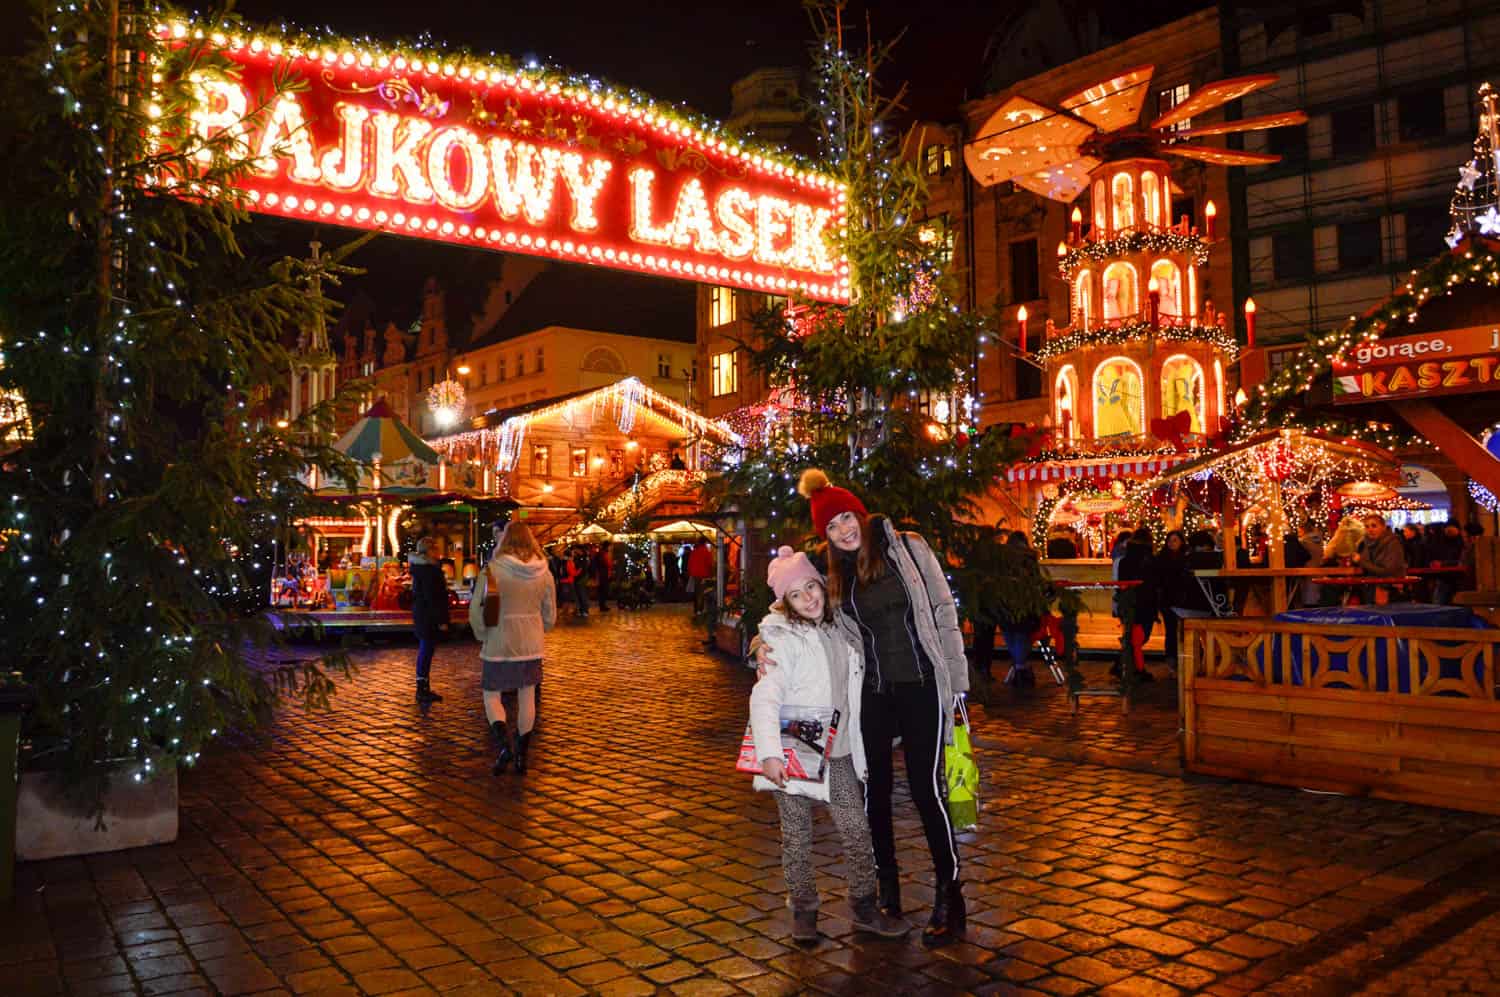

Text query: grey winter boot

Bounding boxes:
[790,907,818,945]
[851,895,909,938]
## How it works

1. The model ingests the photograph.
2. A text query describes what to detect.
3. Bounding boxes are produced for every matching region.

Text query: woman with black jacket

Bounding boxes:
[1117,528,1160,680]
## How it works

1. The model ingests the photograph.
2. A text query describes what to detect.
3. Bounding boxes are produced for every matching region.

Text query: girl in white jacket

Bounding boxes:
[750,547,908,945]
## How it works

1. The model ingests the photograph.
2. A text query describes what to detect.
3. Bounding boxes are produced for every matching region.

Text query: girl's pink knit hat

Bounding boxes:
[767,545,822,601]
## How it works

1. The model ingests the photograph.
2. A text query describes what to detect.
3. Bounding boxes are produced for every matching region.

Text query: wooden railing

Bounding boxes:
[1180,618,1500,815]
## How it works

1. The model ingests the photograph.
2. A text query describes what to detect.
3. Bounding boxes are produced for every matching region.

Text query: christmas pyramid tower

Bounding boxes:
[1447,83,1500,246]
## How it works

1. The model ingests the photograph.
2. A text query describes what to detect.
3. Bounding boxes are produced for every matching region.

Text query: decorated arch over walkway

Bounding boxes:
[162,19,849,302]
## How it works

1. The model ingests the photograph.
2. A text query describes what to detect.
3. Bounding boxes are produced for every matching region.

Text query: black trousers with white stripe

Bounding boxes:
[861,679,959,885]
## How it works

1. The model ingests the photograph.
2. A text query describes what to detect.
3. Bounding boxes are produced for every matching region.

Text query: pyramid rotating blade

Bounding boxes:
[1167,144,1283,166]
[1009,156,1101,202]
[965,96,1094,187]
[1149,73,1281,131]
[1173,110,1308,138]
[1059,64,1155,133]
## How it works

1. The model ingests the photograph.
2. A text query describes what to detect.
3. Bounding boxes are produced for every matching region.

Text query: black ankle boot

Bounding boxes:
[416,678,443,703]
[877,869,902,917]
[923,879,966,948]
[514,731,531,774]
[491,721,512,775]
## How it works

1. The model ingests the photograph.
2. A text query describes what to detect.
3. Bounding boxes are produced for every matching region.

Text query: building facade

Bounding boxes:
[1222,0,1500,372]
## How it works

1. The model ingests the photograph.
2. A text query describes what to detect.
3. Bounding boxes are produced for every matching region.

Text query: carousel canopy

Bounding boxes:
[335,398,441,465]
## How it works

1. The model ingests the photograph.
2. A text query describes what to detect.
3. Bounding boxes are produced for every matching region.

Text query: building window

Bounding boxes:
[1272,231,1314,281]
[1405,203,1449,261]
[1170,195,1195,231]
[531,444,550,478]
[1158,83,1191,134]
[571,447,588,477]
[1102,261,1139,320]
[498,356,507,381]
[709,286,736,326]
[919,215,955,264]
[1398,88,1446,143]
[924,143,953,176]
[1055,365,1078,441]
[361,360,374,377]
[477,362,487,387]
[1150,259,1184,317]
[710,350,738,397]
[535,347,544,372]
[1268,124,1308,162]
[657,353,672,379]
[1338,217,1382,271]
[1160,354,1205,433]
[516,352,525,376]
[1111,172,1136,231]
[1009,238,1040,302]
[762,293,788,313]
[1331,105,1376,159]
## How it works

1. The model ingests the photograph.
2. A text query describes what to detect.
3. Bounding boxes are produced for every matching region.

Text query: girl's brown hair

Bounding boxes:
[823,511,888,607]
[497,521,543,562]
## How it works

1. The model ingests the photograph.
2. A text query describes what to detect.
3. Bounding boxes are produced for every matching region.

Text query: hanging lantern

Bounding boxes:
[1337,480,1398,503]
[427,378,466,429]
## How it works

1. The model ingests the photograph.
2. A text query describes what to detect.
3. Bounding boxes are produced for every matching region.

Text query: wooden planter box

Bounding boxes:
[1180,619,1500,814]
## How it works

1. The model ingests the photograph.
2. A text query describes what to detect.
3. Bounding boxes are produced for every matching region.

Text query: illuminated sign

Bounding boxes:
[1332,325,1500,404]
[162,23,848,302]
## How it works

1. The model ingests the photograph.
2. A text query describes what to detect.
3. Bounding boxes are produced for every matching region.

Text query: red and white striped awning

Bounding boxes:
[1004,454,1193,483]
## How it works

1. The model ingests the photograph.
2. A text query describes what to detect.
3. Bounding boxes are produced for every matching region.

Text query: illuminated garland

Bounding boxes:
[1058,231,1210,281]
[594,469,707,522]
[1031,479,1128,549]
[1034,321,1237,361]
[426,378,465,429]
[1471,426,1500,512]
[1242,240,1500,439]
[1018,444,1213,465]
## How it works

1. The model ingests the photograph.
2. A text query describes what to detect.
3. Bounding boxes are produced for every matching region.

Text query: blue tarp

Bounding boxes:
[1271,604,1488,693]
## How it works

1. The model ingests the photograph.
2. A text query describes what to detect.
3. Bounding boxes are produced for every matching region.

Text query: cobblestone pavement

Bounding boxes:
[8,607,1500,996]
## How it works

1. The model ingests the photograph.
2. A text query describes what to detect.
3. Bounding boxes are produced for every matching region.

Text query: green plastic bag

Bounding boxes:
[945,698,979,832]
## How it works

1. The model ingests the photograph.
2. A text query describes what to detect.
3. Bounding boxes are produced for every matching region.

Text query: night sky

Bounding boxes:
[217,0,1204,332]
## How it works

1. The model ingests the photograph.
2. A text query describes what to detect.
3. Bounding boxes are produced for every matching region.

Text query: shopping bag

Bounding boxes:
[945,698,980,832]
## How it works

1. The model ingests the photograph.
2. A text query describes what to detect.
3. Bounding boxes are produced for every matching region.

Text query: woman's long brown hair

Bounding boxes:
[824,512,888,606]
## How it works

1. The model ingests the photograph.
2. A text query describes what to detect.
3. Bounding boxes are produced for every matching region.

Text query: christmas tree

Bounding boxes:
[0,1,363,801]
[1448,83,1500,245]
[713,2,1045,643]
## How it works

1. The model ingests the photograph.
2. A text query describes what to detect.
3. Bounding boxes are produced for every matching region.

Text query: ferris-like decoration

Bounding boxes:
[426,378,466,429]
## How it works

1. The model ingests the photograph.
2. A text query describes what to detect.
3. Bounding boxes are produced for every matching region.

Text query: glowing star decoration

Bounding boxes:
[163,21,848,302]
[1459,161,1482,191]
[1478,206,1500,235]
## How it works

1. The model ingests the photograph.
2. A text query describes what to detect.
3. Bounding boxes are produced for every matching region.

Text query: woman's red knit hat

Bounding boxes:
[797,468,868,539]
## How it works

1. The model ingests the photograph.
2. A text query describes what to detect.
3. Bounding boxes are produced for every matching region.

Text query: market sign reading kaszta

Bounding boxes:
[165,24,848,302]
[1332,325,1500,404]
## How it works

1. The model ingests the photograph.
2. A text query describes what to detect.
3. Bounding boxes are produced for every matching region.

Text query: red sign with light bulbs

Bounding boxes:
[162,24,849,302]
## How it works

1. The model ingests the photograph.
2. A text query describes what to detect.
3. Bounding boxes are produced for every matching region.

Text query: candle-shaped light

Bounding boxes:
[1244,296,1257,347]
[1070,206,1083,243]
[1204,199,1217,241]
[1233,387,1248,411]
[1147,276,1161,329]
[1057,240,1068,260]
[1017,304,1029,354]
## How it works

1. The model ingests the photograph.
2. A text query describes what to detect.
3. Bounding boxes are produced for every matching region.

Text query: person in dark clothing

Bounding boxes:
[567,546,590,617]
[1116,528,1159,680]
[1045,533,1079,559]
[1151,530,1191,670]
[1284,531,1312,568]
[1400,524,1426,571]
[1001,532,1043,687]
[592,543,612,612]
[669,450,687,470]
[409,537,448,703]
[661,544,681,596]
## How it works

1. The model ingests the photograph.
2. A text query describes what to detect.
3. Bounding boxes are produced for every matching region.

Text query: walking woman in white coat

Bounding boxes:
[469,521,556,775]
[750,547,907,945]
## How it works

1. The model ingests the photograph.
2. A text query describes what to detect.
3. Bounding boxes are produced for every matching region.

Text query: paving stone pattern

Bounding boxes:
[6,607,1500,996]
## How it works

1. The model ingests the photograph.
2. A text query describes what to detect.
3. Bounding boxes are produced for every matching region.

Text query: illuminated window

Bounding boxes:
[1075,269,1094,331]
[1150,259,1183,317]
[1093,357,1144,438]
[1111,172,1135,231]
[919,215,955,264]
[710,350,738,397]
[1092,181,1107,235]
[1158,83,1191,134]
[1160,354,1205,433]
[1141,171,1162,227]
[924,144,953,176]
[657,353,672,378]
[535,346,545,372]
[1102,261,1138,321]
[1213,357,1225,425]
[571,447,588,477]
[709,286,737,326]
[531,444,550,477]
[1055,365,1078,441]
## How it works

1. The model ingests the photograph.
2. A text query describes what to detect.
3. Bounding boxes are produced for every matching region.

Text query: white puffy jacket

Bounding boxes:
[469,555,556,661]
[748,611,866,802]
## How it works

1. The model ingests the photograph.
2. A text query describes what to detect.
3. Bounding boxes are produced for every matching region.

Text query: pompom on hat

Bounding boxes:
[797,468,868,539]
[767,545,822,601]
